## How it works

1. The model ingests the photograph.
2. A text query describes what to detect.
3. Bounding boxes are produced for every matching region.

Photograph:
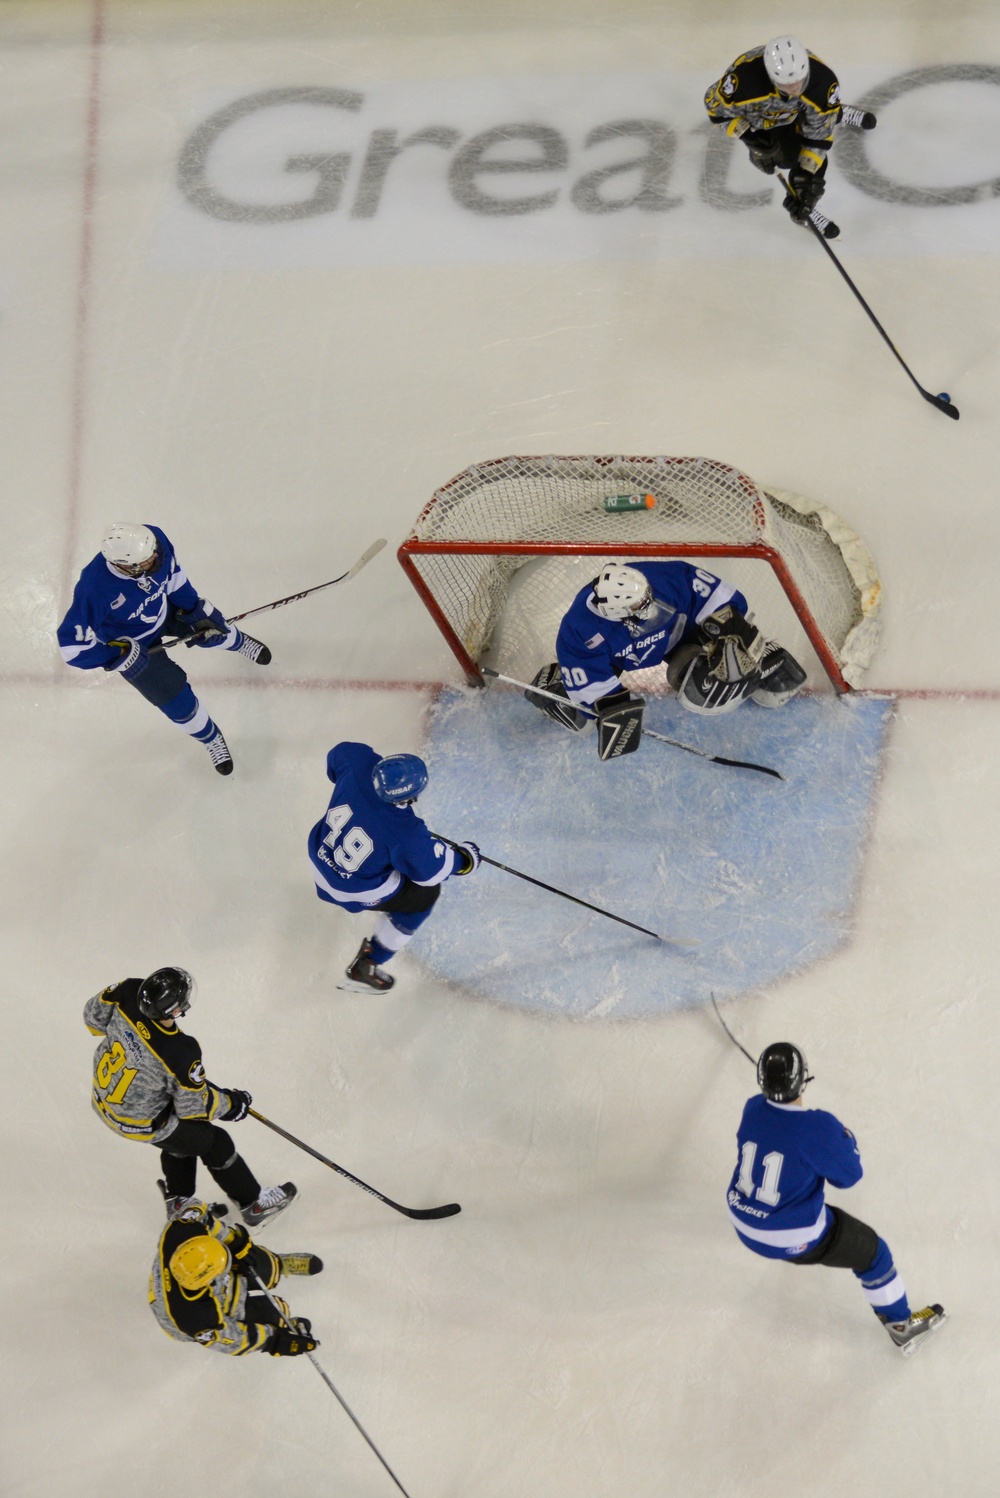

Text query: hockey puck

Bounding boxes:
[937,392,951,403]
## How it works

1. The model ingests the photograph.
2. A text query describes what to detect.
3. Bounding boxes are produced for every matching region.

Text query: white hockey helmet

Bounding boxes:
[591,564,653,621]
[101,521,158,574]
[763,36,810,96]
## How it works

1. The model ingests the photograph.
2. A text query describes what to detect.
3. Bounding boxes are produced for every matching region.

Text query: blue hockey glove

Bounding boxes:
[104,638,149,682]
[454,841,481,875]
[173,599,230,648]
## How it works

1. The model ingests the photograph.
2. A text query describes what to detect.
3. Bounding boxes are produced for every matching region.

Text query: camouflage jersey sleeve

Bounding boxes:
[86,980,230,1144]
[148,1204,275,1355]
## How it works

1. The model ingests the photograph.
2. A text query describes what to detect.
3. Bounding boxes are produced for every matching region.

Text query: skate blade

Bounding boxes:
[336,975,394,994]
[900,1312,948,1358]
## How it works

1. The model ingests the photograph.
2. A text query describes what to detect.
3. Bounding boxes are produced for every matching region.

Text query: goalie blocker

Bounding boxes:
[525,666,645,759]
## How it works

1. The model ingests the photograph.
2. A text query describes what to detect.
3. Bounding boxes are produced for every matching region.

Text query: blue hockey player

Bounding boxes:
[308,741,480,993]
[525,560,806,760]
[58,522,271,775]
[727,1042,946,1356]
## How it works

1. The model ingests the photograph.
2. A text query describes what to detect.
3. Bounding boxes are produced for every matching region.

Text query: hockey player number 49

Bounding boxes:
[324,803,374,875]
[735,1141,784,1207]
[96,1041,138,1106]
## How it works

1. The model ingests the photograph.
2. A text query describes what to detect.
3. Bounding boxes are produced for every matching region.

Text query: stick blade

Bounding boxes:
[349,537,388,577]
[401,1202,462,1220]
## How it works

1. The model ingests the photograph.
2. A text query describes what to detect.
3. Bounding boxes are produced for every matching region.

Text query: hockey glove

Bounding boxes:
[524,663,592,733]
[783,165,824,224]
[104,638,149,683]
[695,606,764,663]
[595,691,644,760]
[173,599,230,648]
[267,1318,318,1357]
[454,841,481,875]
[222,1088,252,1122]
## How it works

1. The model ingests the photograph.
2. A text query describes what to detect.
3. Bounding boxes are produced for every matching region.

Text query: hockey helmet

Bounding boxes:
[169,1233,230,1292]
[591,565,653,621]
[137,967,196,1021]
[101,522,159,575]
[757,1042,812,1103]
[763,36,810,95]
[372,753,428,806]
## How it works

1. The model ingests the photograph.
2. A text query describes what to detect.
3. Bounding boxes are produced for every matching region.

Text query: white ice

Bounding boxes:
[2,4,999,1496]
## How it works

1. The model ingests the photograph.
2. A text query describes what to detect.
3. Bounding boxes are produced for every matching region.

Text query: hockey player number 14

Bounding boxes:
[324,804,375,874]
[96,1041,138,1105]
[735,1142,784,1207]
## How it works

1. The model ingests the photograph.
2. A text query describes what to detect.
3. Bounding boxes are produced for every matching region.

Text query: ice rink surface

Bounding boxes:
[3,2,1000,1494]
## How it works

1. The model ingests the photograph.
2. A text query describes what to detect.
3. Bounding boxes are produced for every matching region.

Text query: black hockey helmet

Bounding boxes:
[757,1042,812,1103]
[137,967,195,1021]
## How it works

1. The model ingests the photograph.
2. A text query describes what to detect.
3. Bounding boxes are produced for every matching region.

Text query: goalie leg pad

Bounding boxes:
[525,663,593,733]
[751,645,807,708]
[596,692,645,760]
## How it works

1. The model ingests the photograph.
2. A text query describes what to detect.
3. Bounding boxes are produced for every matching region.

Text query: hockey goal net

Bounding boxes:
[398,455,881,694]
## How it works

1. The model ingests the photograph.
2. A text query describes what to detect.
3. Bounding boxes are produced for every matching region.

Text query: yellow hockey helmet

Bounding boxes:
[169,1234,230,1291]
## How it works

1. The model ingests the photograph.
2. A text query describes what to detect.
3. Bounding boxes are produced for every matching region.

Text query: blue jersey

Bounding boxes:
[58,526,200,671]
[556,561,747,707]
[726,1094,863,1260]
[308,741,456,910]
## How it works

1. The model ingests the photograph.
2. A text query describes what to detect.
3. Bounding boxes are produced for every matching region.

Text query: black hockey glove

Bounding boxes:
[104,638,149,683]
[222,1089,252,1122]
[695,605,762,658]
[267,1319,318,1357]
[783,166,824,224]
[454,841,481,875]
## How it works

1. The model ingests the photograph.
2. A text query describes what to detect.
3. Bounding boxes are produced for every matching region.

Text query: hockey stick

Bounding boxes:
[482,667,783,780]
[778,173,959,421]
[710,992,755,1065]
[249,1269,414,1498]
[152,537,388,652]
[432,834,697,947]
[248,1108,461,1220]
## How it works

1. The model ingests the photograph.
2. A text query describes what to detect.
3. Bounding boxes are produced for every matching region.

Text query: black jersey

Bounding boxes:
[84,979,229,1143]
[148,1202,275,1354]
[704,46,841,171]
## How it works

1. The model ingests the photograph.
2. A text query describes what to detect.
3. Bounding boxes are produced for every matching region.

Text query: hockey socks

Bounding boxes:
[857,1238,909,1323]
[163,685,217,741]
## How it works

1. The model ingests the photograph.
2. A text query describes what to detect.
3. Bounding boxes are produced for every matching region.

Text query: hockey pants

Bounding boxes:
[159,1119,260,1208]
[367,879,441,965]
[792,1206,910,1322]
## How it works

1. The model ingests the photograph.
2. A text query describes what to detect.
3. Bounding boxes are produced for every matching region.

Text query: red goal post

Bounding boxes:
[398,455,882,694]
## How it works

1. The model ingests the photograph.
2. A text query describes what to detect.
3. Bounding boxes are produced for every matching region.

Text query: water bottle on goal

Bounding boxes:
[603,493,656,513]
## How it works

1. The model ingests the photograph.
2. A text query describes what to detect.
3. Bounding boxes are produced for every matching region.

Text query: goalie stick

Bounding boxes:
[482,667,783,780]
[249,1108,461,1220]
[778,173,959,421]
[249,1269,414,1498]
[432,833,698,947]
[152,537,387,652]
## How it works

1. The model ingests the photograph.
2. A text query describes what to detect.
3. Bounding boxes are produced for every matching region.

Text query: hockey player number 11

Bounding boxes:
[96,1041,138,1105]
[736,1142,784,1207]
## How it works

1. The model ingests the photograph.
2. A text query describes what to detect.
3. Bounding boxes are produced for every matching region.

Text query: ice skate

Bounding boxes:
[157,1179,228,1222]
[232,630,271,665]
[338,938,395,993]
[241,1181,298,1228]
[840,104,877,130]
[204,727,234,776]
[881,1304,947,1357]
[278,1253,323,1276]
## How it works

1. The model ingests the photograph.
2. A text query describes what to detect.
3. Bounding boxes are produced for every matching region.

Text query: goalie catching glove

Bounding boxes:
[673,606,766,716]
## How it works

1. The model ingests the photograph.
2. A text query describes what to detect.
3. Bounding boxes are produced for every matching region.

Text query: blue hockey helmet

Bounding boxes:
[372,753,428,806]
[757,1042,812,1103]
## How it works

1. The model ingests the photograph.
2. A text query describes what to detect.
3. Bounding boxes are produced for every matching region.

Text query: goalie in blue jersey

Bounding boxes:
[308,741,480,993]
[58,522,271,776]
[526,560,806,759]
[727,1042,946,1356]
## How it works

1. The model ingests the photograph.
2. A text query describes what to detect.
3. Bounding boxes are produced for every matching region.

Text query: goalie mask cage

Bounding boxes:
[398,455,881,694]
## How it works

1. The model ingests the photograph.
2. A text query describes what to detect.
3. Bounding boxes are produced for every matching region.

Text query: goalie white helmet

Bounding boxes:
[101,522,158,574]
[763,36,810,96]
[592,565,653,621]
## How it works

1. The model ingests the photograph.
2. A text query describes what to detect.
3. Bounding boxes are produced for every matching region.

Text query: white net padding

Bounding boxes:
[400,456,882,691]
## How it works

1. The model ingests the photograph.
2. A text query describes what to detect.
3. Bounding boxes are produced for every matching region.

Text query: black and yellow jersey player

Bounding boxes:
[704,36,876,226]
[149,1198,322,1357]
